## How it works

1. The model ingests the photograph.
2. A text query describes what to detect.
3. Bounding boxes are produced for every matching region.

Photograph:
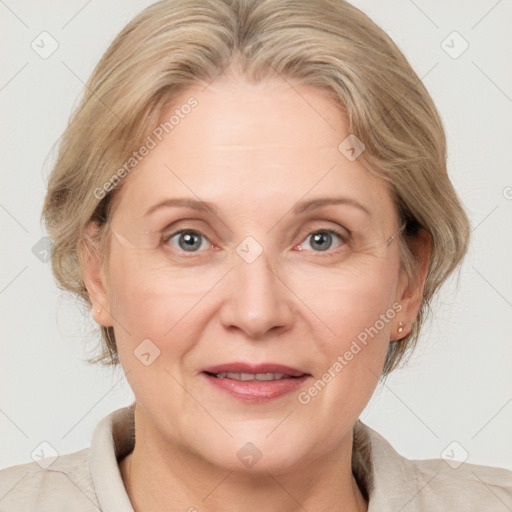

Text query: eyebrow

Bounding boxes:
[143,196,371,217]
[292,197,371,216]
[144,198,220,216]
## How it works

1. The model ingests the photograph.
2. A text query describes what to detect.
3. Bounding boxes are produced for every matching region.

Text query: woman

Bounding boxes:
[1,0,510,510]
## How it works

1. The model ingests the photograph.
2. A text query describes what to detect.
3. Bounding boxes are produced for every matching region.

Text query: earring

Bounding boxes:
[397,321,405,334]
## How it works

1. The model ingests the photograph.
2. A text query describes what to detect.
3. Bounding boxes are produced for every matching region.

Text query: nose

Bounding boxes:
[218,245,295,339]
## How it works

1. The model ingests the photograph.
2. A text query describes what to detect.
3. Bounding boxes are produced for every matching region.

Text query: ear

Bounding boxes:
[80,222,113,327]
[393,229,431,340]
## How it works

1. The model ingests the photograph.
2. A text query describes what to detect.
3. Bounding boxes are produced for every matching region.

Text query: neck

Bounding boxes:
[119,406,368,512]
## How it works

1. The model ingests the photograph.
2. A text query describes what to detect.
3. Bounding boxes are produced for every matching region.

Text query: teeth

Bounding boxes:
[214,372,289,381]
[254,373,285,381]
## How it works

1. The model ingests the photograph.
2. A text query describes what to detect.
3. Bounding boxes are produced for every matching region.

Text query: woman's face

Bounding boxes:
[91,75,413,472]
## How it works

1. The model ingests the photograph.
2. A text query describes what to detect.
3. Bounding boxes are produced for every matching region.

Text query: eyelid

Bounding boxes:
[294,218,349,240]
[161,220,215,243]
[297,221,350,240]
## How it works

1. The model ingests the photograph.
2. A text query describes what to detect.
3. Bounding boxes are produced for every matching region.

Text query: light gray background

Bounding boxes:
[1,0,511,472]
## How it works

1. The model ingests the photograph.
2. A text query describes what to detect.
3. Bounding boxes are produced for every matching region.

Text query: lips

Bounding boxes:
[202,362,308,378]
[201,362,311,402]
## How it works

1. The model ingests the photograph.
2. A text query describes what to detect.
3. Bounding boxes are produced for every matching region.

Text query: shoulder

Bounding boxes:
[355,421,512,511]
[409,456,512,510]
[0,448,100,511]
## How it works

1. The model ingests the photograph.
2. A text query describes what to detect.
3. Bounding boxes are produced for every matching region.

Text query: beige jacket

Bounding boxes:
[1,403,511,511]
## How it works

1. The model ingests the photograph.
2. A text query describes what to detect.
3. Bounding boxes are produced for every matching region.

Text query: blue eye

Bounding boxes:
[166,230,211,252]
[299,230,346,253]
[164,227,348,256]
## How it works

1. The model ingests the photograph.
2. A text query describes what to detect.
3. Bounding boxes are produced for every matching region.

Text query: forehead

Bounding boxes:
[113,77,395,224]
[175,78,342,147]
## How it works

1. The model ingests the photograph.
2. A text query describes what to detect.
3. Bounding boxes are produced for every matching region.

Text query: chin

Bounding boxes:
[186,432,308,475]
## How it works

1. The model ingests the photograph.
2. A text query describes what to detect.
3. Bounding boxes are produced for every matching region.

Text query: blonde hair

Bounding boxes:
[42,0,470,376]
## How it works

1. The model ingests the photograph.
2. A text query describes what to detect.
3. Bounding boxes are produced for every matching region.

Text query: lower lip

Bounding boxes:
[202,373,310,402]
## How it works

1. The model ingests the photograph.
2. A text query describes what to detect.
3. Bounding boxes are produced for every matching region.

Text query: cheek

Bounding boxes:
[291,263,398,410]
[108,244,399,355]
[291,259,399,344]
[105,245,221,356]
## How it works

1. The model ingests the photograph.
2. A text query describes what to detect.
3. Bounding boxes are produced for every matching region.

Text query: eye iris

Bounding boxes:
[172,231,339,253]
[311,232,332,251]
[179,232,202,251]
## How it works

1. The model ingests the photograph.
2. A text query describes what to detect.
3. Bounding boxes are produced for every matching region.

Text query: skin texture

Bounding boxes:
[82,71,428,512]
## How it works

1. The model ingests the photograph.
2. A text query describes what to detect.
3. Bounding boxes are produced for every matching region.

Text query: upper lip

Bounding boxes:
[202,362,308,377]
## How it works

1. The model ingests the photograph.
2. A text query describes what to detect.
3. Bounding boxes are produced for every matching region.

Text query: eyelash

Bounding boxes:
[296,228,349,256]
[161,226,350,258]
